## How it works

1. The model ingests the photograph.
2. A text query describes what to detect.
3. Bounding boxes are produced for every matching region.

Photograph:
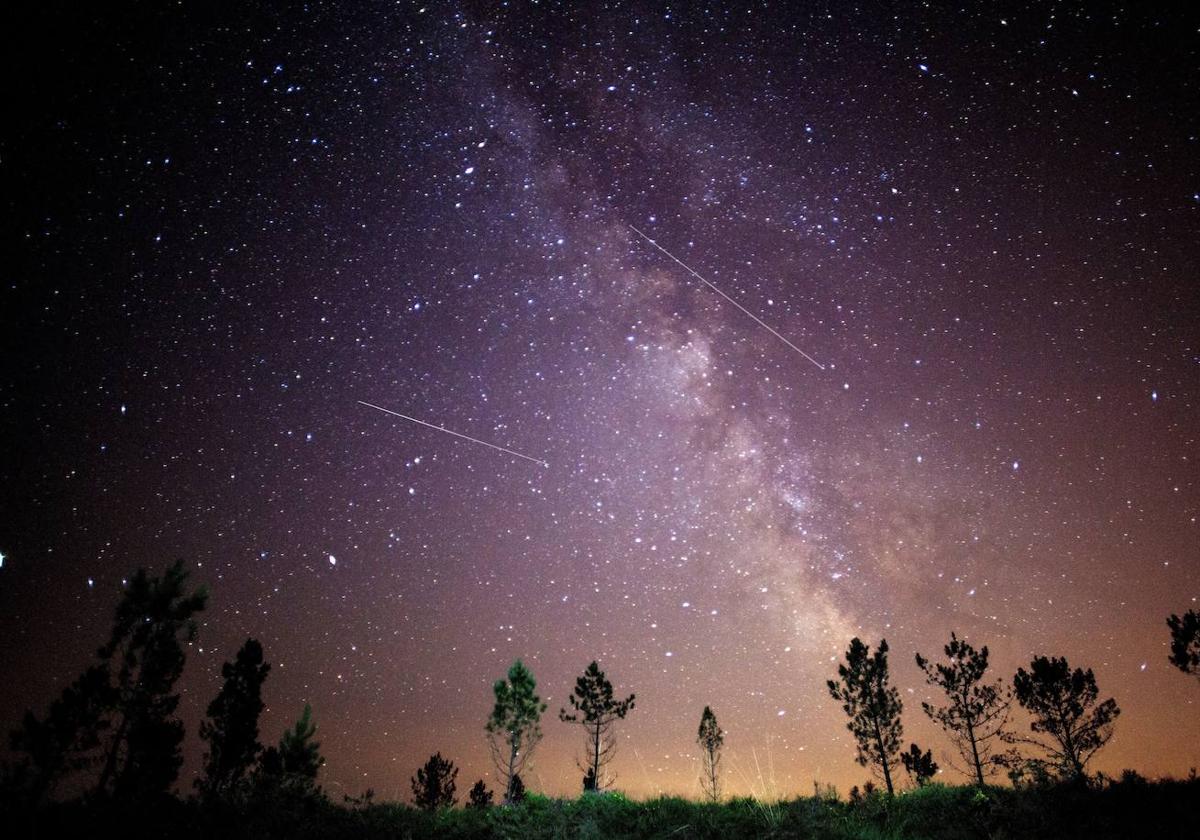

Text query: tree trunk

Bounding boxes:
[706,744,719,801]
[96,712,129,797]
[967,723,984,786]
[1055,699,1084,779]
[506,738,519,801]
[872,717,894,795]
[592,721,601,790]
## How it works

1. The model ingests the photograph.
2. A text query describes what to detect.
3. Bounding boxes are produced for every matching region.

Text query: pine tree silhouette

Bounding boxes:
[559,661,635,793]
[900,743,939,787]
[467,779,493,809]
[1167,610,1200,681]
[486,660,547,803]
[916,632,1011,785]
[9,665,111,803]
[258,703,325,796]
[696,705,724,802]
[411,752,457,810]
[827,638,903,795]
[12,562,207,803]
[1009,655,1120,781]
[95,561,208,800]
[198,638,270,799]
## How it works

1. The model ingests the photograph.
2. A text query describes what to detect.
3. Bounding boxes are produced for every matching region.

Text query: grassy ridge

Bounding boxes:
[13,777,1199,839]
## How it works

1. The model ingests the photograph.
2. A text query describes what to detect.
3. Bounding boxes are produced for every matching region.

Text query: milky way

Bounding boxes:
[4,2,1199,800]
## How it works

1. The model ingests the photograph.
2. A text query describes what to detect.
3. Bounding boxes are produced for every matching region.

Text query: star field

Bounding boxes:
[3,1,1199,800]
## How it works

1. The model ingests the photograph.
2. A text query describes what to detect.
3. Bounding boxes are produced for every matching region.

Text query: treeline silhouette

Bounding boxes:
[3,562,1198,840]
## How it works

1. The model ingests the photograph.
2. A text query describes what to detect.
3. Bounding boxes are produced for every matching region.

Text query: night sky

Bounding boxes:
[4,1,1199,801]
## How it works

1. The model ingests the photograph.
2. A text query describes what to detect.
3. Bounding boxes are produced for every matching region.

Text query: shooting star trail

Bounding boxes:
[629,225,826,371]
[357,401,549,468]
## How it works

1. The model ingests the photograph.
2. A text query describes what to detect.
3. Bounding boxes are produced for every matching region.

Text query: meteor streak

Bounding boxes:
[357,401,549,467]
[629,225,826,371]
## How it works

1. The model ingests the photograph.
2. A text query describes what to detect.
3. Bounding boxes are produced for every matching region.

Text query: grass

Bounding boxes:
[10,776,1199,839]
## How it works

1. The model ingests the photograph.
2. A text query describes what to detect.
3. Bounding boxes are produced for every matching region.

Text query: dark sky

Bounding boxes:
[3,1,1198,800]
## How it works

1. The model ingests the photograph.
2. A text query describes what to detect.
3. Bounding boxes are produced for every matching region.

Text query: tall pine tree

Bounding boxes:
[559,661,635,793]
[198,638,270,799]
[95,561,208,800]
[827,638,903,794]
[486,660,547,803]
[696,705,724,803]
[915,632,1010,785]
[1010,655,1119,781]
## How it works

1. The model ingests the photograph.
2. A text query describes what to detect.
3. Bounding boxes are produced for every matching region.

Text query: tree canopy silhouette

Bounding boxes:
[1010,655,1120,781]
[95,561,208,800]
[696,705,724,803]
[411,752,457,810]
[259,703,325,795]
[915,632,1011,785]
[198,637,270,800]
[467,779,493,809]
[900,743,939,787]
[12,561,207,803]
[486,660,547,803]
[1167,610,1200,680]
[827,638,903,794]
[559,661,635,793]
[9,665,111,804]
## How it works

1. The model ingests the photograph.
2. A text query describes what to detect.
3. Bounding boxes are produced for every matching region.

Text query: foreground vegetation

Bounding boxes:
[7,777,1198,840]
[6,562,1199,838]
